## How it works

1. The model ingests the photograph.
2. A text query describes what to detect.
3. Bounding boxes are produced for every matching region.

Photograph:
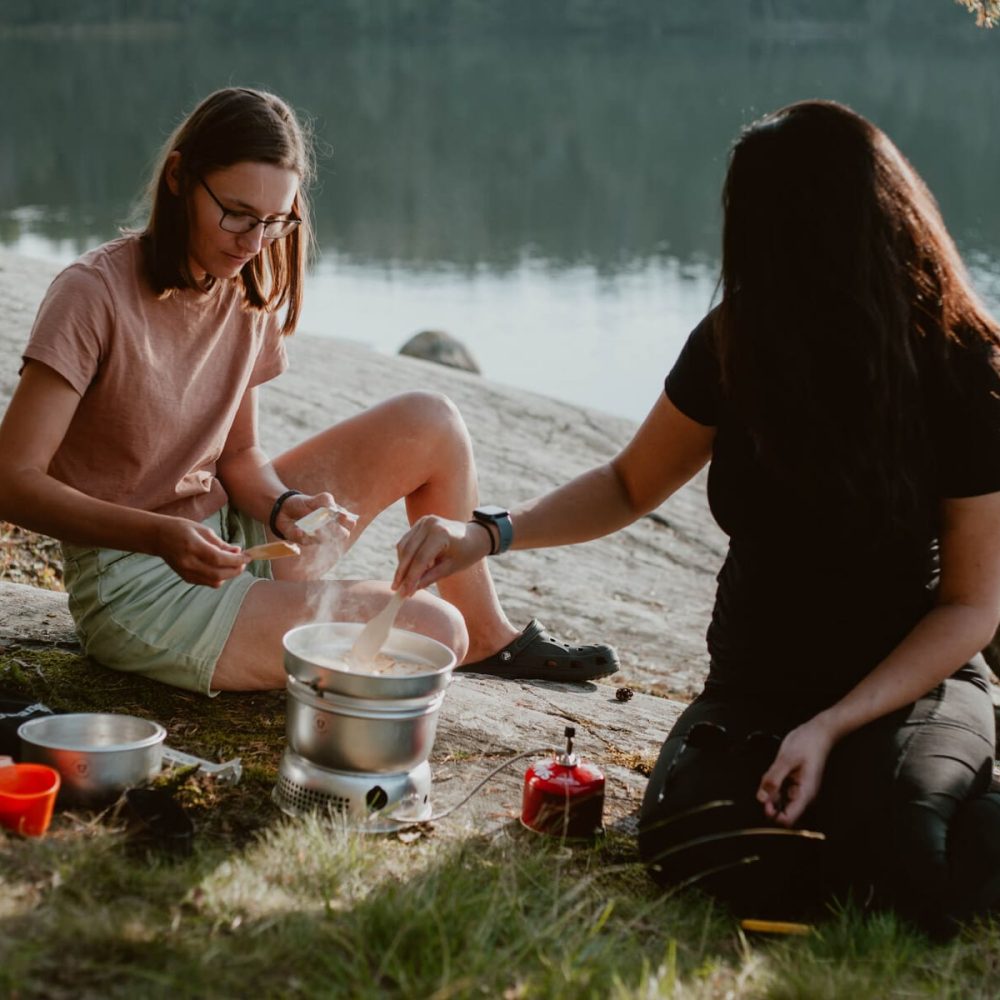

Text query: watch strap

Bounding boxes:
[473,507,513,555]
[493,511,513,554]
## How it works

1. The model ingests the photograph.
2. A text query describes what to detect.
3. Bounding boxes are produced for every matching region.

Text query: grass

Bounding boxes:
[3,647,1000,998]
[3,593,1000,998]
[4,810,1000,1000]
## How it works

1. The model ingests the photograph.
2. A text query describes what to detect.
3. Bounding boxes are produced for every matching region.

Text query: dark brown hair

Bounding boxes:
[140,87,314,334]
[716,99,999,524]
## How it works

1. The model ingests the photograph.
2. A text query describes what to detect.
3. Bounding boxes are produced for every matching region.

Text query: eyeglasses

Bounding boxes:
[198,176,301,240]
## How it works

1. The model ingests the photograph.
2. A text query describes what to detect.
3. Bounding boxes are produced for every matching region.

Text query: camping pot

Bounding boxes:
[522,727,605,839]
[282,622,455,700]
[285,675,446,773]
[18,713,165,807]
[282,622,457,774]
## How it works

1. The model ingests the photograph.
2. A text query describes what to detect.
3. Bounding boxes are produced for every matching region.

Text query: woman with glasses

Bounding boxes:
[392,100,1000,934]
[0,86,616,694]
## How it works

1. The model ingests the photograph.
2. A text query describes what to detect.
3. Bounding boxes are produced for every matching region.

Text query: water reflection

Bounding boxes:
[2,29,998,418]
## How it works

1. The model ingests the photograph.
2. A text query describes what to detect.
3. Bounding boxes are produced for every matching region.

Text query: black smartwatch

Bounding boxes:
[472,505,514,555]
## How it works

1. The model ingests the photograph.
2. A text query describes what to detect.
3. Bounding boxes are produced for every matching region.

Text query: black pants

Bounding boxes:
[638,659,1000,936]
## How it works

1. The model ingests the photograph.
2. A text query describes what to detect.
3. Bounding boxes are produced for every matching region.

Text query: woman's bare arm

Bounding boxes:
[757,490,1000,826]
[0,360,246,586]
[394,392,715,593]
[215,386,344,545]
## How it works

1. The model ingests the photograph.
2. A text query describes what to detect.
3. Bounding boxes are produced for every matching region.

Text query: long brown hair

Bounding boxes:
[716,99,999,525]
[139,87,314,334]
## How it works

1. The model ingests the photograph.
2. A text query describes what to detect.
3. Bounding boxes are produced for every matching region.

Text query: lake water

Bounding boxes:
[3,23,999,421]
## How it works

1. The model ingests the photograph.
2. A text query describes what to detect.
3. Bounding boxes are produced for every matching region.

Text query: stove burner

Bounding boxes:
[273,750,433,832]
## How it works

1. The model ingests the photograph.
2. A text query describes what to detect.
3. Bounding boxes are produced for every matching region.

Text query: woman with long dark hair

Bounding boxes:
[393,100,1000,933]
[0,87,616,694]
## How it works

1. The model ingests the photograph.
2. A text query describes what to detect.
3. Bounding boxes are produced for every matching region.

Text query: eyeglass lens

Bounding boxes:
[220,215,298,239]
[200,177,299,239]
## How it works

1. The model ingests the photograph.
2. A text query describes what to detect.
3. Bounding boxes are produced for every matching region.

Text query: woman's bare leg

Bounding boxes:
[219,391,519,685]
[267,390,521,660]
[214,390,618,690]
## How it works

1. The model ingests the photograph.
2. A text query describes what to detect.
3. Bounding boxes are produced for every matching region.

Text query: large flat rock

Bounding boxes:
[0,249,719,833]
[0,581,79,648]
[0,249,725,700]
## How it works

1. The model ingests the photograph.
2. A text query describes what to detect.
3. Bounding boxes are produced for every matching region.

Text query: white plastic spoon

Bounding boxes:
[295,504,359,535]
[348,591,405,668]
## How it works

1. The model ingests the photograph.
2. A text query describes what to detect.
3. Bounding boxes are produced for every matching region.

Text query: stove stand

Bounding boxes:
[273,749,432,832]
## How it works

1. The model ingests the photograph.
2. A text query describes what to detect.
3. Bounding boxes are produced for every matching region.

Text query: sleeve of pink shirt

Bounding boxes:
[247,308,289,388]
[21,263,115,396]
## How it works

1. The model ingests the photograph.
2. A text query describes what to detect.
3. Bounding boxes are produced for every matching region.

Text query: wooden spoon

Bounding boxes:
[244,541,301,560]
[349,591,405,668]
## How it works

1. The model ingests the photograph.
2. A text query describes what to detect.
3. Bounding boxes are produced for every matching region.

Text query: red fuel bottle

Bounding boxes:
[521,726,605,839]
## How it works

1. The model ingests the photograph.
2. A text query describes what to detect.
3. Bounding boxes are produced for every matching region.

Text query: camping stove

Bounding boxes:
[273,622,456,832]
[273,750,432,831]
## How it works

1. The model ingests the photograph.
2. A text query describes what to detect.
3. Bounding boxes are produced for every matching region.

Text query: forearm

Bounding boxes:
[0,466,169,555]
[758,600,999,826]
[818,602,998,743]
[216,445,290,525]
[759,493,1000,827]
[509,463,642,550]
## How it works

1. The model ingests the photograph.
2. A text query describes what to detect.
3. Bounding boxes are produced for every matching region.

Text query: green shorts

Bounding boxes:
[62,505,273,696]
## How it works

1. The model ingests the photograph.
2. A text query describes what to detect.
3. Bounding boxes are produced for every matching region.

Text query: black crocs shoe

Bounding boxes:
[457,619,619,682]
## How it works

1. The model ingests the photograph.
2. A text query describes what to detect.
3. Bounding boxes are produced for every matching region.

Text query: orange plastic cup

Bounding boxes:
[0,763,61,837]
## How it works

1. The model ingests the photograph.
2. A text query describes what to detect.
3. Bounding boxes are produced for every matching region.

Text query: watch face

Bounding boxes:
[476,504,509,519]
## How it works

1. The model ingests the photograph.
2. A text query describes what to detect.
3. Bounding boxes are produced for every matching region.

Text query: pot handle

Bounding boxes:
[161,746,242,785]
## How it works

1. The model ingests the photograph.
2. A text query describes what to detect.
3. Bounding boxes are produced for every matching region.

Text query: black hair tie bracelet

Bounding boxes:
[269,489,303,540]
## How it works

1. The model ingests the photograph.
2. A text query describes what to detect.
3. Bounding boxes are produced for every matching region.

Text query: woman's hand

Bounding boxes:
[756,714,836,827]
[272,491,354,548]
[155,517,249,588]
[393,515,493,595]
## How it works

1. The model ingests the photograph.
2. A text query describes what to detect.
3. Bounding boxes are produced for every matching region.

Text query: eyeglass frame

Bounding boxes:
[198,175,301,240]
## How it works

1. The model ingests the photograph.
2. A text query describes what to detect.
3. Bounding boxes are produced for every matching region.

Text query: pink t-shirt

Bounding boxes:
[22,236,288,522]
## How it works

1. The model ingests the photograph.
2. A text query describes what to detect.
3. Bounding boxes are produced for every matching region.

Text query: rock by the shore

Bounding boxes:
[398,329,482,374]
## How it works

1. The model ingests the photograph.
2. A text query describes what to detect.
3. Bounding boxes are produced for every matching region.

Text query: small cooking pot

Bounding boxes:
[283,622,455,700]
[18,713,165,807]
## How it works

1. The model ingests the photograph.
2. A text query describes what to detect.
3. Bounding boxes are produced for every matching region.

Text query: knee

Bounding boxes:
[393,391,470,450]
[403,590,469,663]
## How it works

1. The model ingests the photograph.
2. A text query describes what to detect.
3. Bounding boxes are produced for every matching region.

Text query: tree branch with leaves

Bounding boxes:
[957,0,1000,26]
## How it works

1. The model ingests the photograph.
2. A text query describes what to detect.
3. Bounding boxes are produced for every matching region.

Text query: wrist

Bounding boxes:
[269,489,302,540]
[468,518,498,556]
[810,707,846,744]
[472,505,513,555]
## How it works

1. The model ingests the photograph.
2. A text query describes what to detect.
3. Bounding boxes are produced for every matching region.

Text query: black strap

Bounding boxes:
[269,489,302,540]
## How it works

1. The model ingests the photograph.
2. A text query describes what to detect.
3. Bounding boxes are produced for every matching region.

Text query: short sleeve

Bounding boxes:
[21,263,115,395]
[936,341,1000,498]
[663,312,721,427]
[248,310,289,388]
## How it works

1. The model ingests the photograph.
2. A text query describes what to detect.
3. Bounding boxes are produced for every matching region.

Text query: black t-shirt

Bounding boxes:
[665,313,1000,712]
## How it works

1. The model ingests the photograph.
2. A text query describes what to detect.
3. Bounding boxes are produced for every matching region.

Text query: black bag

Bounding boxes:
[0,697,55,759]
